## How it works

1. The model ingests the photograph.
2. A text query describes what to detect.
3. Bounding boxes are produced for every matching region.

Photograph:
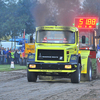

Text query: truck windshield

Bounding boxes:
[36,30,75,44]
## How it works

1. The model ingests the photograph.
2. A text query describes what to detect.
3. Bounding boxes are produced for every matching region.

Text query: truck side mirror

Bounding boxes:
[82,36,86,43]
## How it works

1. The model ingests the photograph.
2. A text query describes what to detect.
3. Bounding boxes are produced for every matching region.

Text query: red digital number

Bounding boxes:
[86,19,91,25]
[79,19,83,25]
[86,19,96,25]
[92,19,96,25]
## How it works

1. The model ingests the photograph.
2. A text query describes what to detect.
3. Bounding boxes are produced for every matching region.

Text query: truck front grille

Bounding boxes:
[37,49,64,61]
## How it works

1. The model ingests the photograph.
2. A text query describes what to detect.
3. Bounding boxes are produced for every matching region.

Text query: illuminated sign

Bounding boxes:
[75,17,98,29]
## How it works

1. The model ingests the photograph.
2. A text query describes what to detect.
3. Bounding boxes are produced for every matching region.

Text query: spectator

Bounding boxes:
[1,47,4,64]
[6,48,9,53]
[0,49,1,64]
[7,49,11,64]
[17,49,20,64]
[6,48,9,64]
[11,50,15,61]
[96,49,100,58]
[0,47,3,64]
[14,49,19,64]
[0,46,1,50]
[17,49,21,64]
[4,48,7,64]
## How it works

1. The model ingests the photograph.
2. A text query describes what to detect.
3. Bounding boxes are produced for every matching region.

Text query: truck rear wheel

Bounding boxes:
[81,58,92,81]
[88,61,92,81]
[71,63,81,83]
[27,69,37,82]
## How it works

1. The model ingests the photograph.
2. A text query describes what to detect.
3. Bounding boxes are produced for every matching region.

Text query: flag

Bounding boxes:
[23,29,25,38]
[21,29,25,58]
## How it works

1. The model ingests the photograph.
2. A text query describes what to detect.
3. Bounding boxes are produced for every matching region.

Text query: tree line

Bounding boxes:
[0,0,36,40]
[0,0,100,40]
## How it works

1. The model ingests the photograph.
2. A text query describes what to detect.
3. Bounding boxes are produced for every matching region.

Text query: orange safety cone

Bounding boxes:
[10,61,15,68]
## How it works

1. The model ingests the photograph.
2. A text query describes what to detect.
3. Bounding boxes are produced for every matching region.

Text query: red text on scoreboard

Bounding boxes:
[75,17,98,29]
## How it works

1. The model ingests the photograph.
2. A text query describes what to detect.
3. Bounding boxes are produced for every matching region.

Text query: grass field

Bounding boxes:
[0,64,27,72]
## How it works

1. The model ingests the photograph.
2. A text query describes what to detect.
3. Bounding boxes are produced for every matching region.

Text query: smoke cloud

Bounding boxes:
[32,0,80,26]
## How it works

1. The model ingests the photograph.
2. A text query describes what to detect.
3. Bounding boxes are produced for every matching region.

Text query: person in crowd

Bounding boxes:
[11,49,15,61]
[17,49,21,55]
[17,49,21,64]
[1,47,4,64]
[7,48,9,52]
[0,49,1,64]
[0,46,2,64]
[7,48,10,64]
[17,49,20,64]
[7,49,11,64]
[14,49,19,64]
[14,50,17,64]
[96,49,100,58]
[3,48,7,64]
[13,48,15,52]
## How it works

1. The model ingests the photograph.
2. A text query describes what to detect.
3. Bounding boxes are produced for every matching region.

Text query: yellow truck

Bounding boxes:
[27,26,94,83]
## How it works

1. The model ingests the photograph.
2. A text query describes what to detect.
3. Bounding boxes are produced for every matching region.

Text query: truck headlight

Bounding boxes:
[78,51,81,54]
[65,65,72,69]
[29,64,36,68]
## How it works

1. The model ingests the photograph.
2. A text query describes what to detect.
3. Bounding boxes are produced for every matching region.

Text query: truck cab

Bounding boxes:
[27,26,82,83]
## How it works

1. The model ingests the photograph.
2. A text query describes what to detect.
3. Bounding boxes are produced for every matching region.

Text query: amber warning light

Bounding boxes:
[75,17,99,29]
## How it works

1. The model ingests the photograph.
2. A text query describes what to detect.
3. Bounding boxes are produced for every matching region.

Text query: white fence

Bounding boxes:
[0,41,17,49]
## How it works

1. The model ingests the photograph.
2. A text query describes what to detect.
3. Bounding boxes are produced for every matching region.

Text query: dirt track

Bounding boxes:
[0,70,100,100]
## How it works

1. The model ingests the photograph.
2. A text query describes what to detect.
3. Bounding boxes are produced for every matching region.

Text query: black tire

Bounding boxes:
[88,61,92,81]
[27,69,37,82]
[81,58,92,81]
[71,63,81,83]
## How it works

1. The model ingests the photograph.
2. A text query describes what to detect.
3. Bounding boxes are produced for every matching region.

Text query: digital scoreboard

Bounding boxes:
[75,17,98,29]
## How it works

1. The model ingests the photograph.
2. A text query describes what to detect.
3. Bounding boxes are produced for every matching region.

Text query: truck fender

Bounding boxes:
[70,55,81,68]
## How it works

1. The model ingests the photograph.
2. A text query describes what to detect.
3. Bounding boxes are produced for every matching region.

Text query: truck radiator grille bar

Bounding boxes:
[37,49,64,61]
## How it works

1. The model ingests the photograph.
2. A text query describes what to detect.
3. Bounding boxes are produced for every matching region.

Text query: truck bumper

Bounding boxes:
[28,69,76,73]
[27,62,77,73]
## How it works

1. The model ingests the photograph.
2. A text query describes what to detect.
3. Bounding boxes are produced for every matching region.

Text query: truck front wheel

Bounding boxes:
[71,63,81,83]
[27,69,37,82]
[81,58,92,81]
